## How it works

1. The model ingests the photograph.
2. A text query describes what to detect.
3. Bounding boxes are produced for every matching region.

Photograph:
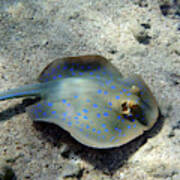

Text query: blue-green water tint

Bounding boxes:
[0,55,159,148]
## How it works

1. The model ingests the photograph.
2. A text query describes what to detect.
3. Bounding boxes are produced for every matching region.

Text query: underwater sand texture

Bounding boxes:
[0,0,180,179]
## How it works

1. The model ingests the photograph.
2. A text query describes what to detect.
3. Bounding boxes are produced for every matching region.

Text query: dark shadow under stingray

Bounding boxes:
[34,109,164,175]
[0,98,164,175]
[0,97,41,122]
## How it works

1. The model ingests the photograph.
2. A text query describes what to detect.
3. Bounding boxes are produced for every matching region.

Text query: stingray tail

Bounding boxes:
[0,83,46,101]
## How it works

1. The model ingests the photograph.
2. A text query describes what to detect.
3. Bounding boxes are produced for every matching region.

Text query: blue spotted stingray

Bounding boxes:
[0,55,159,148]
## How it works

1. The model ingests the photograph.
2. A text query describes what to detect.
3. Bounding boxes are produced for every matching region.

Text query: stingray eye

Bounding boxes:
[121,101,131,115]
[121,100,141,118]
[121,102,129,113]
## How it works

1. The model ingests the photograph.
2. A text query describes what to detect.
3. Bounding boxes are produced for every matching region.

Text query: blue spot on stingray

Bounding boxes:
[68,121,72,126]
[62,112,67,117]
[77,112,81,116]
[62,99,66,103]
[37,103,42,107]
[116,95,120,100]
[97,89,102,94]
[97,130,101,134]
[128,114,133,118]
[37,109,42,112]
[87,65,91,69]
[67,103,71,107]
[106,80,111,85]
[110,136,115,141]
[117,116,121,120]
[70,68,74,71]
[62,118,66,121]
[121,119,125,123]
[79,72,83,75]
[127,92,132,96]
[102,71,106,75]
[102,124,106,128]
[106,107,112,111]
[89,72,94,75]
[81,65,84,69]
[31,108,35,112]
[83,116,88,120]
[133,124,136,128]
[104,91,108,95]
[102,135,105,139]
[53,76,57,80]
[63,66,67,70]
[86,99,90,103]
[71,72,76,76]
[97,113,101,118]
[103,112,109,117]
[80,128,83,132]
[114,127,119,131]
[74,95,78,99]
[128,125,131,129]
[52,111,56,114]
[74,116,78,120]
[108,102,112,106]
[92,128,96,132]
[93,104,98,108]
[48,102,53,106]
[34,111,38,116]
[58,74,62,78]
[51,68,56,73]
[43,112,47,117]
[104,128,109,132]
[111,85,116,89]
[120,91,123,94]
[123,88,127,92]
[86,125,90,129]
[83,109,88,113]
[118,129,122,133]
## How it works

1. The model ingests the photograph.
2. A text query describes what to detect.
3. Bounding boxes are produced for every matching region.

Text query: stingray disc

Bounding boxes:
[25,55,159,148]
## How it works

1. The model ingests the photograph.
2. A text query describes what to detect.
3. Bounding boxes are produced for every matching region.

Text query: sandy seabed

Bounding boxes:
[0,0,180,180]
